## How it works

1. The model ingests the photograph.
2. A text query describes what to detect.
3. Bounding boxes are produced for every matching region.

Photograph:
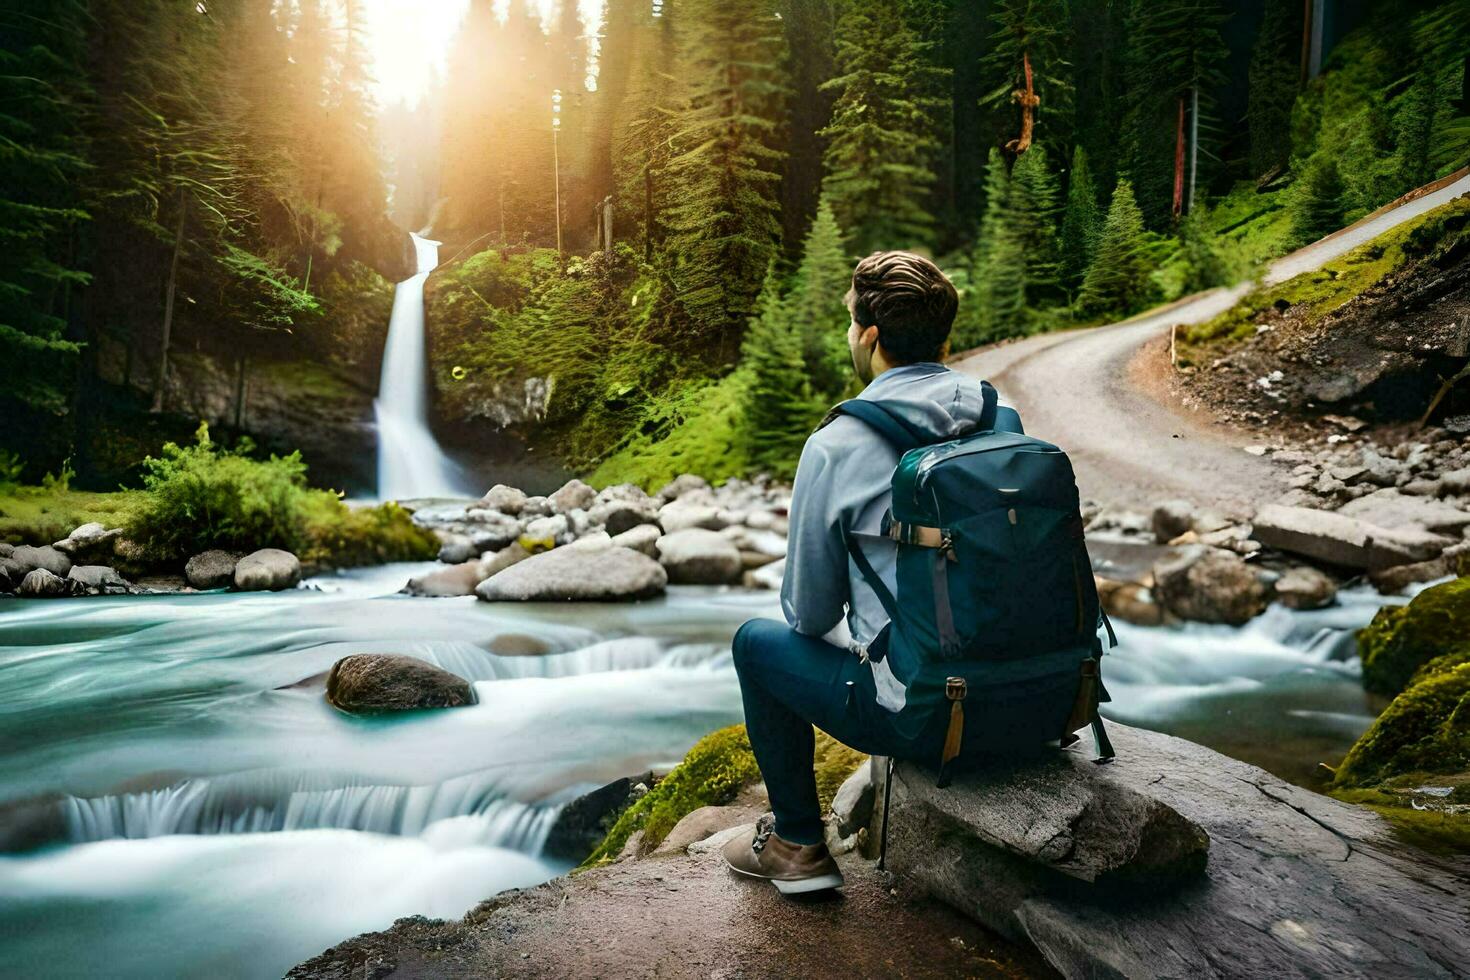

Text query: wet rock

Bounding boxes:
[743,557,785,590]
[519,514,570,551]
[1356,576,1470,697]
[719,525,786,559]
[593,483,653,507]
[475,545,666,602]
[1440,467,1470,496]
[52,523,122,562]
[655,473,711,503]
[830,765,875,839]
[1337,488,1470,535]
[16,568,69,598]
[657,502,727,534]
[474,484,528,515]
[1152,547,1269,626]
[1368,541,1470,594]
[480,542,531,578]
[404,560,485,598]
[1272,566,1337,610]
[463,511,522,551]
[11,545,71,578]
[656,528,743,585]
[652,805,751,856]
[1150,500,1195,543]
[1251,504,1453,570]
[437,536,476,564]
[1096,578,1165,626]
[325,654,475,714]
[548,479,596,514]
[542,772,652,863]
[609,524,661,557]
[233,548,302,591]
[587,498,659,536]
[185,550,237,590]
[66,565,130,594]
[565,530,613,552]
[0,543,10,558]
[520,495,552,518]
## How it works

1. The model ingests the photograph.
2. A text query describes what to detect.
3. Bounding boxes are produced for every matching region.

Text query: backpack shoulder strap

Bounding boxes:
[823,399,929,452]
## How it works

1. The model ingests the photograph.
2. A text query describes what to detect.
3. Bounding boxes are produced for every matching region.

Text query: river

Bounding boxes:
[0,567,1399,977]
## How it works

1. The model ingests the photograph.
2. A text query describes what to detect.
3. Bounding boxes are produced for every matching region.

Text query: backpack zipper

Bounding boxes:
[915,444,1063,492]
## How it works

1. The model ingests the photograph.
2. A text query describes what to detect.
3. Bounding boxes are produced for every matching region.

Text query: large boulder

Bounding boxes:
[1250,504,1452,570]
[11,544,71,578]
[233,548,302,591]
[185,550,237,590]
[325,654,475,713]
[66,565,129,594]
[1355,576,1470,697]
[1152,547,1269,625]
[542,772,652,863]
[548,478,597,514]
[16,568,70,598]
[475,545,666,602]
[656,528,743,585]
[884,722,1470,979]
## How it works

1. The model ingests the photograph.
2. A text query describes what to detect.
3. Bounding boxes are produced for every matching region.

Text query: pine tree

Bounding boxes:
[820,0,950,255]
[1009,143,1063,304]
[1246,0,1302,179]
[1392,71,1439,196]
[1078,179,1153,315]
[1178,208,1227,293]
[968,149,1029,341]
[661,0,790,352]
[785,196,852,399]
[740,267,820,475]
[1058,146,1102,291]
[1289,156,1347,248]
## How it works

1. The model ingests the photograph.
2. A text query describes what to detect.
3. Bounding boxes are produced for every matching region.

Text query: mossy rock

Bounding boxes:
[1333,653,1470,790]
[1356,577,1470,697]
[578,723,865,868]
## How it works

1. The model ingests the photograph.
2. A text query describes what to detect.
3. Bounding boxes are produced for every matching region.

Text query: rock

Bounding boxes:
[548,479,596,514]
[325,654,475,713]
[587,498,659,536]
[886,723,1469,980]
[480,542,531,578]
[53,523,122,562]
[1152,547,1269,626]
[11,544,71,578]
[475,545,667,602]
[1095,578,1164,626]
[542,773,652,863]
[520,495,553,517]
[743,557,785,590]
[718,525,787,558]
[404,560,485,598]
[593,483,652,507]
[1356,576,1470,697]
[744,510,779,531]
[609,524,661,557]
[655,473,711,503]
[1337,488,1470,534]
[657,502,727,534]
[829,765,875,839]
[184,550,237,590]
[1272,566,1337,610]
[474,484,528,515]
[437,536,476,564]
[0,557,28,591]
[463,511,522,551]
[1368,541,1470,594]
[0,543,11,558]
[519,514,570,552]
[651,805,752,856]
[656,528,743,585]
[1437,466,1470,496]
[232,548,302,591]
[566,530,613,552]
[66,565,129,594]
[1251,504,1454,570]
[1332,645,1468,791]
[16,568,69,598]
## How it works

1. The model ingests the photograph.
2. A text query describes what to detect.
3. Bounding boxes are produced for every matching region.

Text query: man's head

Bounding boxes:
[844,251,958,383]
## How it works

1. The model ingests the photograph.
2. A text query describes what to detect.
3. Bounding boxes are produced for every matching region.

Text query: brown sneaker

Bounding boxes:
[722,814,845,895]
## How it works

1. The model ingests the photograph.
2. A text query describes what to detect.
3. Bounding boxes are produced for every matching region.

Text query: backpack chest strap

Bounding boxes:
[882,513,955,559]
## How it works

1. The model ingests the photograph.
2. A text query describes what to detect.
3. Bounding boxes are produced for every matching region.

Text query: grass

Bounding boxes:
[589,373,753,491]
[0,486,144,547]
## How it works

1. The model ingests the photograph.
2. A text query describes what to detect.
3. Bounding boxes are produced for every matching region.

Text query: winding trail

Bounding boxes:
[952,170,1470,512]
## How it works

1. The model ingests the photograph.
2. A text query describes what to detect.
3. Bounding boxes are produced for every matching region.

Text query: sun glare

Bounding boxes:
[361,0,471,107]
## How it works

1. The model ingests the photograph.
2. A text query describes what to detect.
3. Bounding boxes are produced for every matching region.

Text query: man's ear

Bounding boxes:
[860,324,880,349]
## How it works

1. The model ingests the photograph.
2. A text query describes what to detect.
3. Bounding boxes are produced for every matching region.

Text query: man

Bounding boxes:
[722,250,1024,895]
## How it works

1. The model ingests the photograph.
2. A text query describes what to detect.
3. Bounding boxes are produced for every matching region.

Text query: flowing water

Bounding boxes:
[374,234,471,500]
[0,569,1404,978]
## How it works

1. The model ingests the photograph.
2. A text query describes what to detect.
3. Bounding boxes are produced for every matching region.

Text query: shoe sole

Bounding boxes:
[726,864,845,895]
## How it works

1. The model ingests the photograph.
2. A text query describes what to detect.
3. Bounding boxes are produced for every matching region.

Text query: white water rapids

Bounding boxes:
[374,233,470,500]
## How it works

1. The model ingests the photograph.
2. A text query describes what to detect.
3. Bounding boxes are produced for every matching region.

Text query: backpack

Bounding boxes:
[826,381,1116,789]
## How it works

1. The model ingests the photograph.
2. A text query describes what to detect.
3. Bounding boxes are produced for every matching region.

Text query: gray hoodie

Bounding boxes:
[780,362,1023,712]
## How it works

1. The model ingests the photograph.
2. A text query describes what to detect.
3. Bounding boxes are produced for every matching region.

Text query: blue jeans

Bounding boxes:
[731,618,947,846]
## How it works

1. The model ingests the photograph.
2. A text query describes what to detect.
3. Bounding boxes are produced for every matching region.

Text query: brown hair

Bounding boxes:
[845,251,958,364]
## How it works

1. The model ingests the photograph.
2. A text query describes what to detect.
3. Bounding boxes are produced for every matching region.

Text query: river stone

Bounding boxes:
[475,545,666,602]
[652,805,753,856]
[549,478,596,514]
[543,772,653,863]
[11,545,71,578]
[53,523,122,562]
[609,523,661,557]
[17,568,70,598]
[437,536,476,564]
[1273,566,1338,610]
[0,543,11,558]
[658,502,727,534]
[884,722,1470,979]
[1251,504,1453,570]
[0,557,27,591]
[656,528,743,585]
[656,473,711,503]
[588,498,659,536]
[474,484,528,515]
[520,495,552,518]
[185,550,237,590]
[480,542,531,578]
[67,565,129,594]
[233,548,302,591]
[1150,499,1195,543]
[742,557,785,590]
[1152,547,1269,625]
[830,765,875,839]
[466,513,522,552]
[403,560,484,598]
[1095,578,1164,626]
[719,525,787,558]
[520,514,570,551]
[325,654,475,713]
[593,482,653,507]
[1336,488,1470,534]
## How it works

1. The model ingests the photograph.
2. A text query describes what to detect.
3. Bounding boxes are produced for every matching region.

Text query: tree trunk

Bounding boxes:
[1006,51,1040,155]
[151,188,187,414]
[234,354,249,430]
[1187,87,1199,214]
[1172,97,1186,218]
[644,165,654,263]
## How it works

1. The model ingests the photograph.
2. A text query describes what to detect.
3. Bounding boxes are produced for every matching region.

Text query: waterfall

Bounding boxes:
[374,233,470,500]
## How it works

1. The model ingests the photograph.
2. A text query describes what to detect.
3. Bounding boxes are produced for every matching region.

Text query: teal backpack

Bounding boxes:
[828,382,1116,789]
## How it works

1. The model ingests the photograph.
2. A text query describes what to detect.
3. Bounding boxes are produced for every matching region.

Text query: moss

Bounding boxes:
[0,487,145,546]
[589,373,752,491]
[1357,577,1470,698]
[1333,654,1470,789]
[579,723,866,868]
[1330,786,1470,854]
[297,498,440,569]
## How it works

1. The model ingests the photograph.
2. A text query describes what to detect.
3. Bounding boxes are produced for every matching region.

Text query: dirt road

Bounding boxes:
[952,171,1470,512]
